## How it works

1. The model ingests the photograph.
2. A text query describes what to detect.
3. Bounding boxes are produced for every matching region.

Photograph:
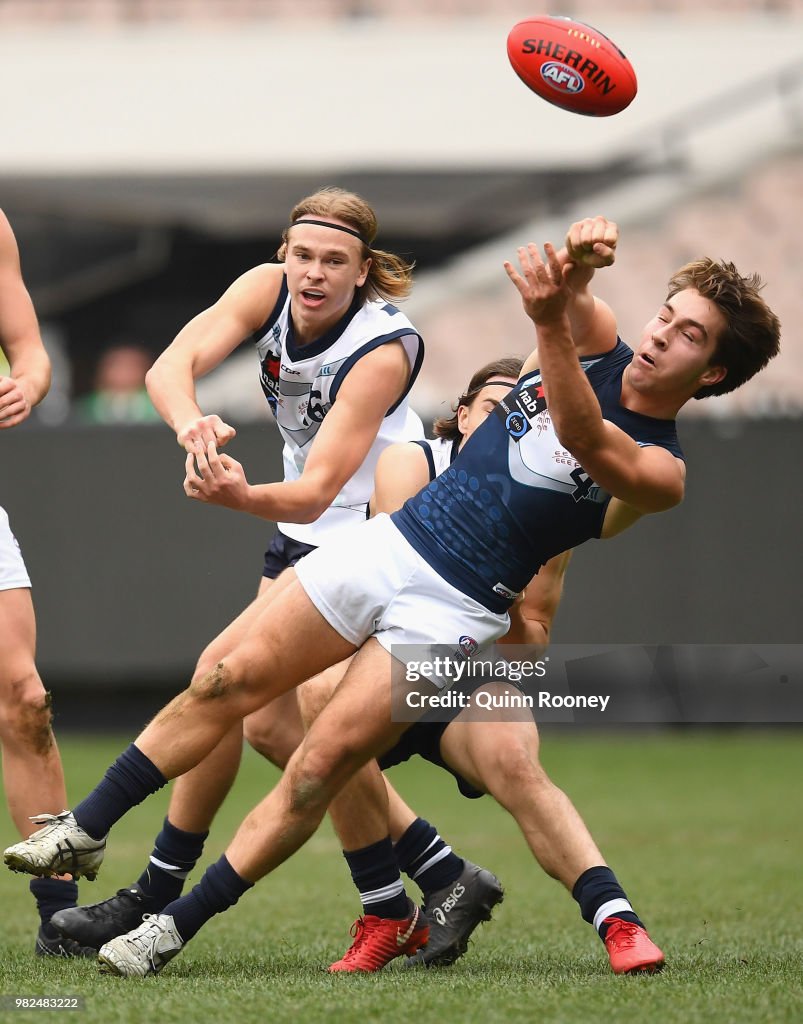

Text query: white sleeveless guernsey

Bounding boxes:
[253,276,424,546]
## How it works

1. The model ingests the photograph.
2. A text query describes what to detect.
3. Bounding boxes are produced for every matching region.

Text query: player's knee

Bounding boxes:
[285,752,330,816]
[194,645,220,681]
[295,677,331,727]
[0,673,55,755]
[285,741,352,816]
[243,714,302,769]
[188,659,249,705]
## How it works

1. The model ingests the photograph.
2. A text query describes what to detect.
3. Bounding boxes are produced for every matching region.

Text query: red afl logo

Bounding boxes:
[540,61,584,95]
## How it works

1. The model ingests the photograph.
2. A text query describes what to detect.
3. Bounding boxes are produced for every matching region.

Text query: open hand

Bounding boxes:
[504,242,571,325]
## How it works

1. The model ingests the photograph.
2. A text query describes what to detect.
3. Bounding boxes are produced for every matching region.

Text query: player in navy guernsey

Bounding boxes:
[299,354,662,974]
[394,336,683,614]
[5,216,781,980]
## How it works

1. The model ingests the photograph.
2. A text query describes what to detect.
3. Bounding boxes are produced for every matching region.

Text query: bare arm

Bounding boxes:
[370,442,432,516]
[185,340,412,524]
[0,211,50,428]
[506,241,684,515]
[499,550,572,650]
[519,216,619,378]
[146,263,284,452]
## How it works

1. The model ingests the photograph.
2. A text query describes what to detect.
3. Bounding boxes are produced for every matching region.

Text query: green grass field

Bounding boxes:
[1,731,800,1024]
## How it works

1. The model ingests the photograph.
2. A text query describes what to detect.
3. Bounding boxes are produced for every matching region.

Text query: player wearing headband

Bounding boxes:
[5,216,780,979]
[47,188,499,969]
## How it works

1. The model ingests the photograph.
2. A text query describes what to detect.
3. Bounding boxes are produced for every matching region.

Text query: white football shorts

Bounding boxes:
[294,512,509,665]
[0,506,31,591]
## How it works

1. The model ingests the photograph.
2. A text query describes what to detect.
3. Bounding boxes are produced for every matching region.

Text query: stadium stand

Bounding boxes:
[407,152,803,419]
[1,0,803,21]
[0,4,800,418]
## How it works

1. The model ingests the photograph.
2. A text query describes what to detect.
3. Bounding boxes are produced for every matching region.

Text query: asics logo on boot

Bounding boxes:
[396,906,420,946]
[433,882,466,925]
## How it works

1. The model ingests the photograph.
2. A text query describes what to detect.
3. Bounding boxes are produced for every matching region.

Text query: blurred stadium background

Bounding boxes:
[1,7,801,1021]
[1,0,802,704]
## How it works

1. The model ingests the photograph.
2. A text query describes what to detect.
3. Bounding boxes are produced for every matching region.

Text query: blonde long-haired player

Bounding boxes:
[46,188,494,971]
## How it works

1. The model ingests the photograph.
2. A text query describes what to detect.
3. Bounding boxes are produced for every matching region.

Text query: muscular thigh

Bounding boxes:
[300,640,414,770]
[198,571,292,671]
[295,657,354,727]
[224,570,357,705]
[0,587,37,689]
[438,687,542,795]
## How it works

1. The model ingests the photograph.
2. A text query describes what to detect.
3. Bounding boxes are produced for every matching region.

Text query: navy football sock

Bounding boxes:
[572,866,644,940]
[166,855,253,942]
[394,818,464,897]
[343,836,410,919]
[73,744,167,840]
[30,877,78,928]
[136,818,209,911]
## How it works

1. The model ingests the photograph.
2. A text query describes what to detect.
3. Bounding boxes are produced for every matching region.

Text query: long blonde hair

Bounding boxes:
[276,187,414,303]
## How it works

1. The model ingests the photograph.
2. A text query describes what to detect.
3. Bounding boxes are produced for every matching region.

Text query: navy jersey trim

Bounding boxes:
[329,329,425,416]
[413,439,437,480]
[250,272,289,344]
[517,342,624,385]
[412,437,461,481]
[284,292,363,363]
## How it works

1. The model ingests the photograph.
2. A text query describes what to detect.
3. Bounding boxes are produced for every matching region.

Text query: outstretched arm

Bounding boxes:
[146,263,284,453]
[0,211,50,428]
[519,216,619,378]
[506,241,684,515]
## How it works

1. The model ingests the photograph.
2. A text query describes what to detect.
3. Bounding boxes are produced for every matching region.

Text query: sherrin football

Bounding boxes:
[507,16,637,117]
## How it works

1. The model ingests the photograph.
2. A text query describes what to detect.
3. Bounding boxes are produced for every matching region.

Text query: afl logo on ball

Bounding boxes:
[540,61,584,94]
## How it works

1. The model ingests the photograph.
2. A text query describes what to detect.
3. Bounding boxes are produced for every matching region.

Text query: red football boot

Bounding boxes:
[603,917,665,974]
[329,902,429,973]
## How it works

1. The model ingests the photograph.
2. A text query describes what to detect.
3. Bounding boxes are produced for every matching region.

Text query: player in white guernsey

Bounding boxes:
[0,211,94,958]
[7,217,781,979]
[46,187,490,969]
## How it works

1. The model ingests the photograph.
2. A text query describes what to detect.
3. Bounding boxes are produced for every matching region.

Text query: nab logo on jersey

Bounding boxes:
[518,383,546,414]
[496,382,546,442]
[260,353,281,415]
